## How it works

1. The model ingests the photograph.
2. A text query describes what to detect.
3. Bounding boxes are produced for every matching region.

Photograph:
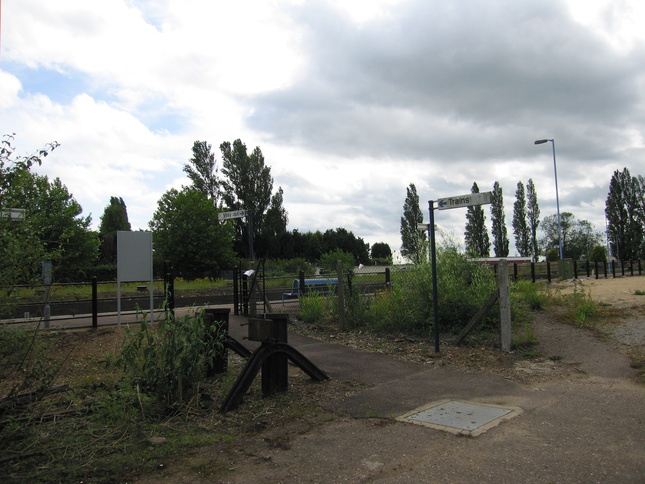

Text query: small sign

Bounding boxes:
[0,208,26,220]
[437,192,492,210]
[218,209,247,221]
[417,223,430,230]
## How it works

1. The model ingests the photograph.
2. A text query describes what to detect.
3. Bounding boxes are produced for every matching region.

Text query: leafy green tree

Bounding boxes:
[98,196,131,263]
[319,249,355,274]
[262,187,289,258]
[1,134,58,287]
[371,242,392,264]
[183,140,219,202]
[149,188,235,279]
[526,178,541,261]
[464,182,490,257]
[605,168,644,260]
[7,171,98,275]
[540,212,601,260]
[512,181,531,257]
[400,184,427,264]
[219,139,287,259]
[322,228,370,265]
[490,181,509,257]
[99,197,131,235]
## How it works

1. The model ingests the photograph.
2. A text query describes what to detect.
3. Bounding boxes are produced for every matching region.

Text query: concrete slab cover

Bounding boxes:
[397,399,522,436]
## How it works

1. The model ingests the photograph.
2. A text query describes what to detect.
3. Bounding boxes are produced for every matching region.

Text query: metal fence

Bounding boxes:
[2,258,643,331]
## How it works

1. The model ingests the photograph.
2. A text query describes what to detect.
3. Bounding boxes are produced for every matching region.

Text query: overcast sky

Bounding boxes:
[1,0,644,260]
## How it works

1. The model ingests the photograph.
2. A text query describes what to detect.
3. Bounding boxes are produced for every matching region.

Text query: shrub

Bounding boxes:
[119,309,224,410]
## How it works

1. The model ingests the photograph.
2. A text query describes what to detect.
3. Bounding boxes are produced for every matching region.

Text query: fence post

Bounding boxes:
[498,260,511,352]
[595,261,599,279]
[92,276,98,330]
[573,260,578,279]
[385,267,391,288]
[299,271,306,296]
[586,260,591,278]
[531,262,536,283]
[547,261,551,283]
[336,261,346,331]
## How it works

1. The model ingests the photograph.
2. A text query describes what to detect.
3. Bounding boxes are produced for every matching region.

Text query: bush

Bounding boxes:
[119,309,224,410]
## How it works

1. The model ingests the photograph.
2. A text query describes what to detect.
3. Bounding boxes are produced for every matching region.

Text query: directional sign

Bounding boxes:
[0,208,26,221]
[218,209,247,221]
[437,191,492,210]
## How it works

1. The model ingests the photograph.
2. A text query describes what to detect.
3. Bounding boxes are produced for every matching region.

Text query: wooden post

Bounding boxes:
[336,260,346,331]
[498,259,512,353]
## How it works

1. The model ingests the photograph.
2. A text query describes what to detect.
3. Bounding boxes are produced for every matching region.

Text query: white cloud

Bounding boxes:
[1,0,644,257]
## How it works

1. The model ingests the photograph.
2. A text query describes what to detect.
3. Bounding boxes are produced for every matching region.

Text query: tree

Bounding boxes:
[319,249,355,274]
[1,134,58,287]
[605,168,644,260]
[400,184,427,264]
[371,242,392,264]
[262,187,289,258]
[7,171,98,275]
[98,196,131,263]
[149,188,235,279]
[219,139,287,259]
[526,179,541,261]
[490,181,509,257]
[540,212,601,260]
[512,181,531,257]
[321,228,370,265]
[183,141,219,202]
[464,182,490,257]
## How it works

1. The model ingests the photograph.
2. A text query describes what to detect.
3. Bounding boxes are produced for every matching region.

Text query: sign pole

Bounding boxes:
[428,201,440,353]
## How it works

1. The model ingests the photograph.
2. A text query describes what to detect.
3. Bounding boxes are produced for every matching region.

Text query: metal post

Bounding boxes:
[92,276,98,329]
[428,201,440,353]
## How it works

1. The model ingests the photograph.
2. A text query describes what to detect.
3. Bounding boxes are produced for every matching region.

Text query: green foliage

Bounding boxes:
[400,183,427,264]
[589,245,607,263]
[605,168,644,260]
[321,228,370,265]
[526,178,541,262]
[512,280,548,311]
[464,182,490,257]
[490,181,509,257]
[320,249,355,274]
[119,310,224,410]
[299,293,331,324]
[265,258,316,276]
[541,212,602,260]
[184,140,220,202]
[370,242,392,264]
[512,181,531,257]
[149,188,235,279]
[99,196,131,236]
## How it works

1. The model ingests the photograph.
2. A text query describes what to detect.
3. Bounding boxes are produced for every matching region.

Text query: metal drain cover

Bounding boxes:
[397,399,522,436]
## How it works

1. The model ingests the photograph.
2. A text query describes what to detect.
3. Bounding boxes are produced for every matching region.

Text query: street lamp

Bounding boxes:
[534,138,563,260]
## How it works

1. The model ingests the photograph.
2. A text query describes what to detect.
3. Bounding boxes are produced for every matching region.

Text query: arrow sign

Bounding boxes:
[218,209,247,221]
[0,208,26,221]
[437,192,492,210]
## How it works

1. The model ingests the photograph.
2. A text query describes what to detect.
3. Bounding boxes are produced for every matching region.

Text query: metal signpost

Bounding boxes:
[218,209,254,261]
[423,191,492,353]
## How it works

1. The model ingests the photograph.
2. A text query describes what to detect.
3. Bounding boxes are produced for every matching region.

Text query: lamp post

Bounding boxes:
[534,138,563,260]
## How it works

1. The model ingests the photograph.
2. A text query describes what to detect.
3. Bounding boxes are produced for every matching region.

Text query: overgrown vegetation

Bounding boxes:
[119,309,225,411]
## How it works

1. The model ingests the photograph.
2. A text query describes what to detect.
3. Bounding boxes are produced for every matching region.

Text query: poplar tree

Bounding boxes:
[526,179,541,261]
[512,181,530,257]
[464,182,490,257]
[605,168,644,260]
[490,181,509,257]
[400,183,427,264]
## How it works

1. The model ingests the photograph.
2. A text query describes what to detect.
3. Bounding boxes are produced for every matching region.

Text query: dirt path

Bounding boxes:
[136,276,645,483]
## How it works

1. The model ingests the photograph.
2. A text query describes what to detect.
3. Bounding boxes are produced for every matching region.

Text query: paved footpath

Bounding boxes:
[218,313,645,484]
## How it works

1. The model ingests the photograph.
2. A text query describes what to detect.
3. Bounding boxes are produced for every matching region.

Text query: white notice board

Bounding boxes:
[117,231,153,325]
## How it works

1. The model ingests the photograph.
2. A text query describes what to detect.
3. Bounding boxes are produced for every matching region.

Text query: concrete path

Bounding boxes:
[218,313,645,483]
